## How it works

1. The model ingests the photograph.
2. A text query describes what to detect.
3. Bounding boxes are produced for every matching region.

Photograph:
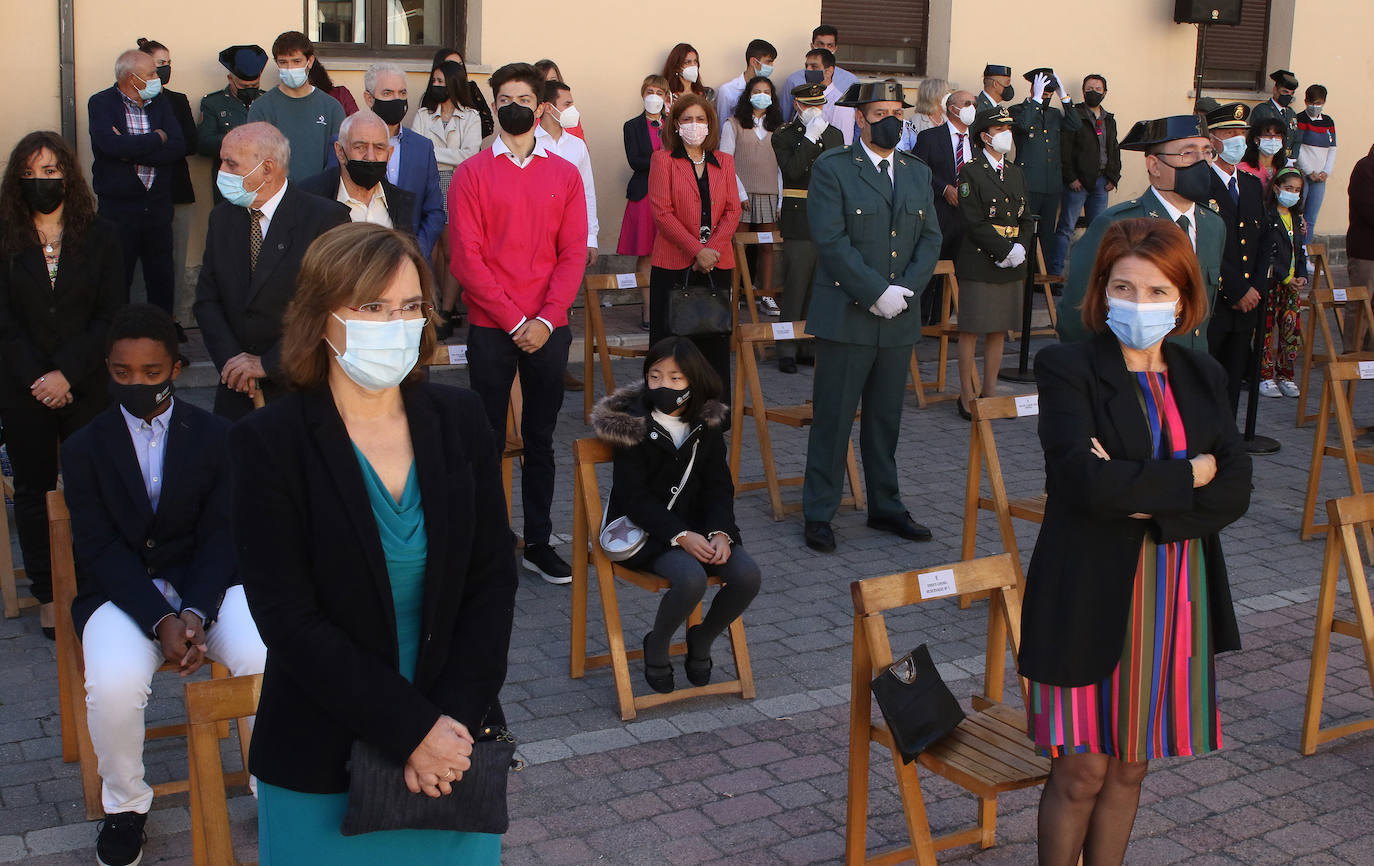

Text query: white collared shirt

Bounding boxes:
[336,177,392,228]
[1153,188,1198,249]
[1211,160,1237,182]
[948,123,972,166]
[858,138,895,186]
[253,180,289,239]
[492,133,548,169]
[715,73,748,118]
[534,124,600,246]
[982,148,1005,174]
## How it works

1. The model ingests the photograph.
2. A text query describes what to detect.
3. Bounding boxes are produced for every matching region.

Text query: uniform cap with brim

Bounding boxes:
[1119,115,1207,151]
[983,64,1011,78]
[836,79,912,108]
[790,82,828,106]
[218,45,267,81]
[1269,69,1299,89]
[1205,102,1250,131]
[969,105,1014,139]
[1022,67,1058,83]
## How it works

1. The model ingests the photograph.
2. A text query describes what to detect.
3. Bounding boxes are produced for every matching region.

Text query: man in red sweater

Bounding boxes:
[449,62,588,583]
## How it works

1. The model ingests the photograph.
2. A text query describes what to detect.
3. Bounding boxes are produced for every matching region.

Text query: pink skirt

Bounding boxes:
[617,197,657,256]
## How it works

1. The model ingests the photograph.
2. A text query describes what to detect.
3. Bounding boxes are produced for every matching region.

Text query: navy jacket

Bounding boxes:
[87,85,186,205]
[326,127,445,256]
[63,400,236,637]
[622,114,658,202]
[1206,167,1270,335]
[913,122,967,258]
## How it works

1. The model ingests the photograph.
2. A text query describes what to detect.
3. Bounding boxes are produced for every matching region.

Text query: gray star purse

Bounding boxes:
[599,439,698,561]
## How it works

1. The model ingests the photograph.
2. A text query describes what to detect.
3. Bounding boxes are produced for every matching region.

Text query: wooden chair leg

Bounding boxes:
[845,618,874,866]
[1302,529,1343,755]
[726,616,755,699]
[909,351,930,409]
[890,739,940,866]
[843,439,865,512]
[1301,385,1331,540]
[570,487,589,680]
[593,558,638,721]
[977,795,998,849]
[583,323,595,423]
[75,673,103,820]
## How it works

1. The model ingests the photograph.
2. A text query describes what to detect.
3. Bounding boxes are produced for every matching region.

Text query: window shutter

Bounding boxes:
[1198,0,1271,90]
[820,0,930,75]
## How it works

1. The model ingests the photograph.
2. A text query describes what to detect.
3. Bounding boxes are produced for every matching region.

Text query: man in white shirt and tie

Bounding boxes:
[914,89,976,322]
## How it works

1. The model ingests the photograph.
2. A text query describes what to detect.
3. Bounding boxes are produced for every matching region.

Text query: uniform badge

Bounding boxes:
[959,182,969,198]
[988,204,997,218]
[1207,199,1220,212]
[1233,105,1245,120]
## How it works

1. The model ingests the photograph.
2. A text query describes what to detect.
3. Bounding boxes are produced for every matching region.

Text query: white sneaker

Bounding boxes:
[1279,379,1301,398]
[1259,380,1282,398]
[758,296,781,316]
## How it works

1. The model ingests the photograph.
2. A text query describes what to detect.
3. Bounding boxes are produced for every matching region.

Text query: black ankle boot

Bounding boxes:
[684,625,713,687]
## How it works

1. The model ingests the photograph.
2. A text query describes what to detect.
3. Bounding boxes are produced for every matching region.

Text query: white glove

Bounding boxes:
[1056,79,1070,102]
[1031,73,1051,104]
[995,243,1026,269]
[805,115,829,142]
[869,284,914,319]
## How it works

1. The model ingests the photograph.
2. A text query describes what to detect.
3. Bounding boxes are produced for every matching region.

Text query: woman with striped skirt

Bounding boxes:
[1020,218,1252,866]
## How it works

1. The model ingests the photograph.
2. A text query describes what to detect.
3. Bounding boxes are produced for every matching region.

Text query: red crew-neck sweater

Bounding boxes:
[448,147,588,331]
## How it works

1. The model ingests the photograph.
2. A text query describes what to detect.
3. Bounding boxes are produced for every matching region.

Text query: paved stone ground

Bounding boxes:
[6,291,1374,864]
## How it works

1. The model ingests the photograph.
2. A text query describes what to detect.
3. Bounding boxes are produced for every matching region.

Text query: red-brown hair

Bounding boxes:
[659,94,721,153]
[662,43,704,96]
[1079,217,1209,336]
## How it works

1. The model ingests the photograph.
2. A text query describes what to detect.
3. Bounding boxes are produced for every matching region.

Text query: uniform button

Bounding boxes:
[1194,329,1200,336]
[146,566,155,575]
[1242,255,1248,261]
[891,251,897,258]
[146,539,155,549]
[890,272,896,279]
[891,230,897,237]
[1240,238,1246,244]
[834,281,840,287]
[855,208,862,214]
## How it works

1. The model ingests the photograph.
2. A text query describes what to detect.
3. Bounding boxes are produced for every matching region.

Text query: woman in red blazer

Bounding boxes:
[648,94,741,391]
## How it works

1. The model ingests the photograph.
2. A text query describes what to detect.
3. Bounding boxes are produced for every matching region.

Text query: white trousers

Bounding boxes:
[82,585,267,814]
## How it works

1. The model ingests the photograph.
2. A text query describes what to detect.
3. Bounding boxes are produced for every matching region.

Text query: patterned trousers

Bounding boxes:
[1261,279,1302,382]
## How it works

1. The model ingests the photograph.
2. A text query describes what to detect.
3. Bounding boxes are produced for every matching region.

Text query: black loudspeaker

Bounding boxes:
[1174,0,1243,24]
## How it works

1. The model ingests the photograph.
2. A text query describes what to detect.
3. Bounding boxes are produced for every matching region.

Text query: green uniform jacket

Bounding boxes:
[806,145,943,347]
[1057,187,1224,352]
[955,153,1035,283]
[1249,99,1301,161]
[1009,98,1081,195]
[198,87,250,201]
[772,118,846,241]
[975,91,1001,113]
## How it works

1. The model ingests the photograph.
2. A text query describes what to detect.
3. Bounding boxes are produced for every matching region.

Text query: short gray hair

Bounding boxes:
[363,62,407,95]
[339,110,389,145]
[225,122,291,170]
[114,49,145,82]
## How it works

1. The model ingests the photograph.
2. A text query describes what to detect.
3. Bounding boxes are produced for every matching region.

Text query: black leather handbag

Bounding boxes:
[869,644,966,764]
[666,268,733,337]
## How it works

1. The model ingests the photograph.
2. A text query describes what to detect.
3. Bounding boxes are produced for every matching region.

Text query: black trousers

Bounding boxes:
[648,266,732,393]
[1208,319,1254,417]
[2,393,106,603]
[1024,191,1061,269]
[103,199,176,315]
[466,324,572,547]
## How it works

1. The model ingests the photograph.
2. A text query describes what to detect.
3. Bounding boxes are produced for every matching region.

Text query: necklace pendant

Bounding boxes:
[44,244,53,254]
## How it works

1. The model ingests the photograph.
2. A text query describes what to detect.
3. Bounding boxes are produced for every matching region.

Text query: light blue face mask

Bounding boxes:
[215,160,265,208]
[1277,189,1301,208]
[1106,296,1178,351]
[758,63,774,78]
[1218,135,1246,165]
[749,92,773,110]
[133,72,161,101]
[279,65,309,89]
[326,313,425,391]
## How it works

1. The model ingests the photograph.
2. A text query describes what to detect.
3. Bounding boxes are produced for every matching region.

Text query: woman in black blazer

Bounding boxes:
[230,224,515,863]
[0,130,124,634]
[616,74,671,328]
[1021,218,1251,865]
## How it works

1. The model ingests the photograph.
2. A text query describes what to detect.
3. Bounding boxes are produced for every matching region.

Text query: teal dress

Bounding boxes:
[257,447,502,864]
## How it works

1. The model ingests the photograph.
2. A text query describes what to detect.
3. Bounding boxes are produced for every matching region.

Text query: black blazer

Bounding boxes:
[87,86,186,205]
[1263,203,1309,287]
[1206,167,1270,334]
[229,382,518,793]
[591,385,741,566]
[913,122,966,257]
[163,88,199,205]
[63,401,235,636]
[0,218,126,409]
[297,168,417,241]
[623,114,659,202]
[1019,334,1252,687]
[1063,103,1122,189]
[192,183,349,416]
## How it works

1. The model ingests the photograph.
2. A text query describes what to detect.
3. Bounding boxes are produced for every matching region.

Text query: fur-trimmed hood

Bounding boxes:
[591,382,727,448]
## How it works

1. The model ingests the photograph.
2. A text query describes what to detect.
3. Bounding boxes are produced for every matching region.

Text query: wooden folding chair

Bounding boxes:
[734,231,783,326]
[568,437,755,720]
[1296,286,1374,427]
[49,490,239,820]
[845,553,1049,865]
[960,393,1044,599]
[1030,239,1060,335]
[1301,493,1374,755]
[1300,361,1374,556]
[425,345,523,513]
[1,471,37,619]
[186,674,259,866]
[908,261,965,408]
[583,271,651,422]
[728,321,865,521]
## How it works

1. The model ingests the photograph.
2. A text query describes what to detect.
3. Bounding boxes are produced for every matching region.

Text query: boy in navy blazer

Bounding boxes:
[61,305,265,866]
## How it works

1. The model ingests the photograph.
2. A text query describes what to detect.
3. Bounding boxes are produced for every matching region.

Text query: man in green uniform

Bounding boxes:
[772,82,846,372]
[1249,68,1302,161]
[801,80,943,553]
[197,45,267,204]
[977,63,1014,113]
[1057,115,1225,351]
[1010,67,1080,272]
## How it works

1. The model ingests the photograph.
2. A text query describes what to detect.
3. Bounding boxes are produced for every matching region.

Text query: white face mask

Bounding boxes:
[801,106,824,125]
[680,64,699,84]
[326,314,425,391]
[1258,137,1284,156]
[554,104,580,128]
[678,121,709,147]
[643,93,665,115]
[985,130,1014,155]
[956,104,976,127]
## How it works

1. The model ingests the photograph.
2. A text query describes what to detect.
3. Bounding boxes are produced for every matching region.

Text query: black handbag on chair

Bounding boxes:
[666,268,733,337]
[869,643,967,764]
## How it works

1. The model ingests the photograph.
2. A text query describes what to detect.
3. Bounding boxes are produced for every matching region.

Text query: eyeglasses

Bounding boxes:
[345,301,434,320]
[1155,147,1216,164]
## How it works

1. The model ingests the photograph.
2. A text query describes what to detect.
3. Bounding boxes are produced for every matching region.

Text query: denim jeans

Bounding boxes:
[1052,175,1110,276]
[1303,179,1326,244]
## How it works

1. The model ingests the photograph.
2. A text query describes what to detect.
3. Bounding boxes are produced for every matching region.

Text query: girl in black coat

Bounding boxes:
[1258,166,1309,398]
[591,337,761,694]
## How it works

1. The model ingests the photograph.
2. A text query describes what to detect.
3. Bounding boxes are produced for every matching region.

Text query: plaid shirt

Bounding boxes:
[121,91,156,190]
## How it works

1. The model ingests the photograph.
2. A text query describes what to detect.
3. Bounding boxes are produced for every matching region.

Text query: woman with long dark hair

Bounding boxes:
[0,131,125,637]
[1238,117,1289,186]
[721,75,783,309]
[307,57,359,116]
[433,49,493,138]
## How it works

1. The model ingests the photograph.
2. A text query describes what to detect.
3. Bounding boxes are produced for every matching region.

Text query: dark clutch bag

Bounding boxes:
[870,643,966,764]
[666,268,733,337]
[340,725,520,836]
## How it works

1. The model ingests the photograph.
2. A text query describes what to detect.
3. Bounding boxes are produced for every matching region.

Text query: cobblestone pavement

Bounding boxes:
[5,299,1374,864]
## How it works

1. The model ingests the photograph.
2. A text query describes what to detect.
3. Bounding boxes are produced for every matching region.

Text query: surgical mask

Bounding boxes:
[326,314,425,391]
[1168,158,1213,204]
[804,69,824,85]
[1277,189,1301,208]
[554,104,580,129]
[749,93,772,111]
[956,104,976,126]
[215,160,265,208]
[278,66,309,89]
[1306,105,1323,119]
[680,65,699,83]
[155,65,171,85]
[1106,297,1178,350]
[372,97,408,126]
[985,130,1013,154]
[646,385,690,414]
[1275,93,1294,107]
[108,377,174,419]
[758,63,774,78]
[678,121,708,147]
[868,115,902,150]
[134,72,161,101]
[1258,137,1283,156]
[497,103,536,135]
[999,84,1015,102]
[236,85,262,107]
[1218,135,1246,164]
[801,106,824,125]
[345,159,387,190]
[643,94,665,115]
[19,178,65,214]
[1083,91,1105,108]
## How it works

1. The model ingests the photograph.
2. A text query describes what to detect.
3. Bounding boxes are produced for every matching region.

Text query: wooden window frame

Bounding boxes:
[306,0,466,60]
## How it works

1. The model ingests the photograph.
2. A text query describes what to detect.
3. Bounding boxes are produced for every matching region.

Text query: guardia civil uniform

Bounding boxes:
[197,45,267,203]
[1009,67,1081,267]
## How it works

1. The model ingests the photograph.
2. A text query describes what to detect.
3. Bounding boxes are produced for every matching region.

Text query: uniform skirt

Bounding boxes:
[956,278,1023,334]
[742,193,779,225]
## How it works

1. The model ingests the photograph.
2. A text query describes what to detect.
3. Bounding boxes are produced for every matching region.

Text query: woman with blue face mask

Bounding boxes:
[1257,167,1309,399]
[720,76,784,314]
[1238,117,1290,187]
[1021,217,1252,866]
[230,222,516,864]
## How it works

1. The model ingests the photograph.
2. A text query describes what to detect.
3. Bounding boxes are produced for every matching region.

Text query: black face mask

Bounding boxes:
[19,177,65,214]
[497,102,536,135]
[646,385,690,414]
[1083,91,1105,108]
[1000,84,1015,102]
[109,377,174,419]
[156,65,171,85]
[804,69,825,85]
[1165,158,1213,204]
[427,84,448,104]
[372,97,408,126]
[345,159,388,190]
[868,115,903,150]
[236,85,262,107]
[1276,92,1294,107]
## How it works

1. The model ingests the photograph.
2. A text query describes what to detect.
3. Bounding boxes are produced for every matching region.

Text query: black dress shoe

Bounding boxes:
[957,398,971,421]
[642,633,675,694]
[174,322,188,344]
[867,511,933,542]
[804,520,836,552]
[778,357,798,374]
[684,625,713,687]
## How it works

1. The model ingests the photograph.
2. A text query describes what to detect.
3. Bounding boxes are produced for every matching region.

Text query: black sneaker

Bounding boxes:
[96,811,147,866]
[523,544,572,585]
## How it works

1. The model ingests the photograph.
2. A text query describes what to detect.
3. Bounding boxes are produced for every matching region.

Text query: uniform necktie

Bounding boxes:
[1176,214,1193,249]
[955,133,966,174]
[249,209,263,273]
[1227,175,1239,204]
[878,158,890,183]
